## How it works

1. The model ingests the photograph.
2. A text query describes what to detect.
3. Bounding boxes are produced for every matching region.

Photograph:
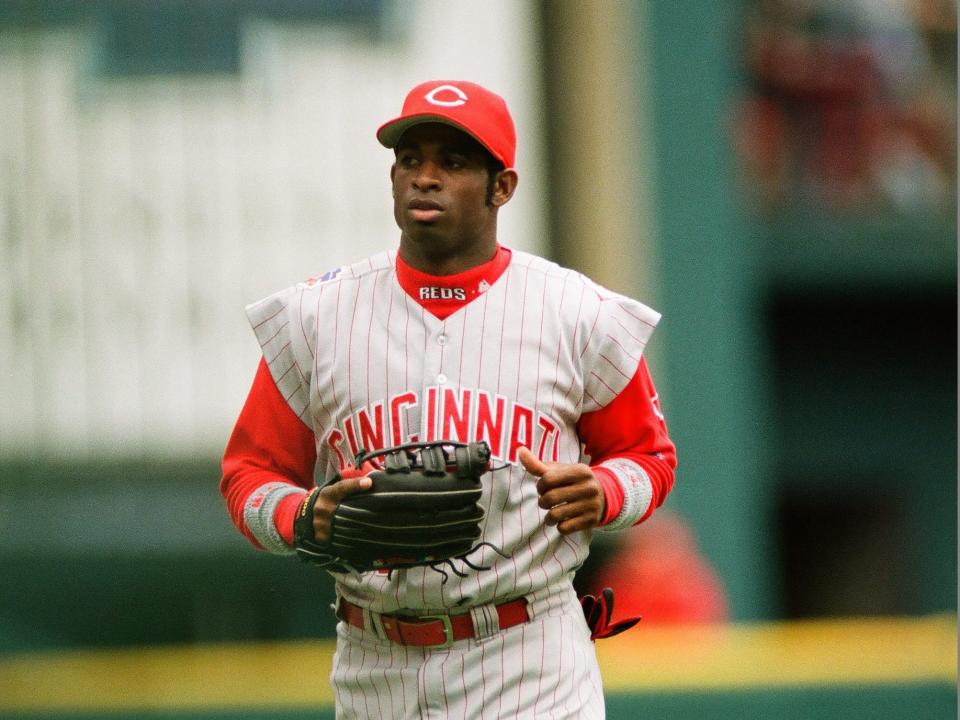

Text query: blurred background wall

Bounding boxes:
[0,0,955,709]
[0,0,549,650]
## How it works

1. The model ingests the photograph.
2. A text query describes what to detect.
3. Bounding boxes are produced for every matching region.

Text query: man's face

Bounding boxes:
[390,123,497,257]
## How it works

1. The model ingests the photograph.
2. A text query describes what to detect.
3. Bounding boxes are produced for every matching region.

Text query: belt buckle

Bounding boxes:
[419,614,454,648]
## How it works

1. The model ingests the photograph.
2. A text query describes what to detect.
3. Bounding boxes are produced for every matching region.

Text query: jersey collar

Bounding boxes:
[395,245,512,320]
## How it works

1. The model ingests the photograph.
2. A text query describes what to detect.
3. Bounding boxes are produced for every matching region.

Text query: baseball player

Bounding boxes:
[221,80,677,719]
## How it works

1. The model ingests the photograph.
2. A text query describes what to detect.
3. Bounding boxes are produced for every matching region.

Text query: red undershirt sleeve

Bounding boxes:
[220,357,317,550]
[577,356,677,527]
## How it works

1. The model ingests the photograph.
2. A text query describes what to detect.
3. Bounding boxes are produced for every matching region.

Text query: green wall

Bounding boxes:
[644,3,777,619]
[642,3,956,620]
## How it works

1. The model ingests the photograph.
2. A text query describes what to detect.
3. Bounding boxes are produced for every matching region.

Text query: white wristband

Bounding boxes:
[242,482,305,554]
[596,458,653,532]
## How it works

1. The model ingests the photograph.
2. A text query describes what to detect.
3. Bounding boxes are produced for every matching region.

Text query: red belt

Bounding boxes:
[337,597,530,648]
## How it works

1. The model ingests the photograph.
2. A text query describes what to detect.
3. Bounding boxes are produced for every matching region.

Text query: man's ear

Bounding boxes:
[390,163,397,196]
[491,169,519,208]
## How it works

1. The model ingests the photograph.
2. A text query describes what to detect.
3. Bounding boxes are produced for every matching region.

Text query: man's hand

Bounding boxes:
[518,447,605,535]
[308,472,373,545]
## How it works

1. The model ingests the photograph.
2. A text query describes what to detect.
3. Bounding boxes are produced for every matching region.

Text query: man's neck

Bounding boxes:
[398,238,498,276]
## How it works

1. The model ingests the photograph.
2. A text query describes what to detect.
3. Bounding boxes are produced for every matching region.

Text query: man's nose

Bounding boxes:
[412,160,442,190]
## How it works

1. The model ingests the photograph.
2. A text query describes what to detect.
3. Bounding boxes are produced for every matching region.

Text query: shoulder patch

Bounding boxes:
[304,267,342,286]
[302,252,394,288]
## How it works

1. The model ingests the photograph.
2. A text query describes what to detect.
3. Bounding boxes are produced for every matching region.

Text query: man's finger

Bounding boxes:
[545,499,591,525]
[535,464,596,496]
[538,482,598,510]
[517,447,549,477]
[556,515,597,535]
[326,475,373,501]
[548,500,603,534]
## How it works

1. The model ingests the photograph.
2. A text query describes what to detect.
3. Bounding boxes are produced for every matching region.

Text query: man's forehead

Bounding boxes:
[395,122,486,154]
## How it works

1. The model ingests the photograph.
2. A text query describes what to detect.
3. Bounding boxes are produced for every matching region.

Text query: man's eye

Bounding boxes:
[398,154,418,167]
[446,156,466,169]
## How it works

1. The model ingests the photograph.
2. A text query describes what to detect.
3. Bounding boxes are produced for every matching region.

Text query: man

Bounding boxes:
[221,79,677,719]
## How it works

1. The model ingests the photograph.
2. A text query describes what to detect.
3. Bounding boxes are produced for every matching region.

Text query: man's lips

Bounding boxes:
[407,198,444,223]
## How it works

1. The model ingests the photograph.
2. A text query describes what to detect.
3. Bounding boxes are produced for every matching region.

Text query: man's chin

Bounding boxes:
[403,223,449,244]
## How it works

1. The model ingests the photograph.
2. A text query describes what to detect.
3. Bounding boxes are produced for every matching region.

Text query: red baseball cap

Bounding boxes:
[377,80,516,168]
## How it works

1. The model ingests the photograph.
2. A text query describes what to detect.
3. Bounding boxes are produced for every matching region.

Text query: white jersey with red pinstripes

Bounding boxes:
[245,248,660,616]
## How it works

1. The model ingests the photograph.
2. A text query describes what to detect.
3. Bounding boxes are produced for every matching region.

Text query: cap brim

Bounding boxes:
[376,113,505,166]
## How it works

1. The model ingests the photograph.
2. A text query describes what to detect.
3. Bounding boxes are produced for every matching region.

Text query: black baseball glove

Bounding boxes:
[294,441,498,576]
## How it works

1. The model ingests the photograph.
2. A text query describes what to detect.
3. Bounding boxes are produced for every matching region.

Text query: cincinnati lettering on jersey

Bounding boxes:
[324,388,562,467]
[419,286,467,301]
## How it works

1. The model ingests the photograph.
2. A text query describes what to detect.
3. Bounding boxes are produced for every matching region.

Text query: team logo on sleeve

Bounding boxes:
[650,392,665,421]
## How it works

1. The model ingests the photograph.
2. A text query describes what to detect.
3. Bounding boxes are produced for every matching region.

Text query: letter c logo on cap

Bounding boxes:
[424,84,468,107]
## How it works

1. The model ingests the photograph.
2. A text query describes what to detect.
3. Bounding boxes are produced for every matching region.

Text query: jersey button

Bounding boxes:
[436,373,447,384]
[437,334,447,345]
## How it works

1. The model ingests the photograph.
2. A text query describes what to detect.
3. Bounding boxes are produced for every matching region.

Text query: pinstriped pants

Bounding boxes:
[330,589,605,719]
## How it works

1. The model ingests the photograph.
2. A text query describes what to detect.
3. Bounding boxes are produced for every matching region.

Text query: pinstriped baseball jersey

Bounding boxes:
[245,247,661,614]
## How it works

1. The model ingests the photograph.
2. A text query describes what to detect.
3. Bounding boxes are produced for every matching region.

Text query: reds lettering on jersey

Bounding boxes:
[419,286,467,301]
[245,249,660,614]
